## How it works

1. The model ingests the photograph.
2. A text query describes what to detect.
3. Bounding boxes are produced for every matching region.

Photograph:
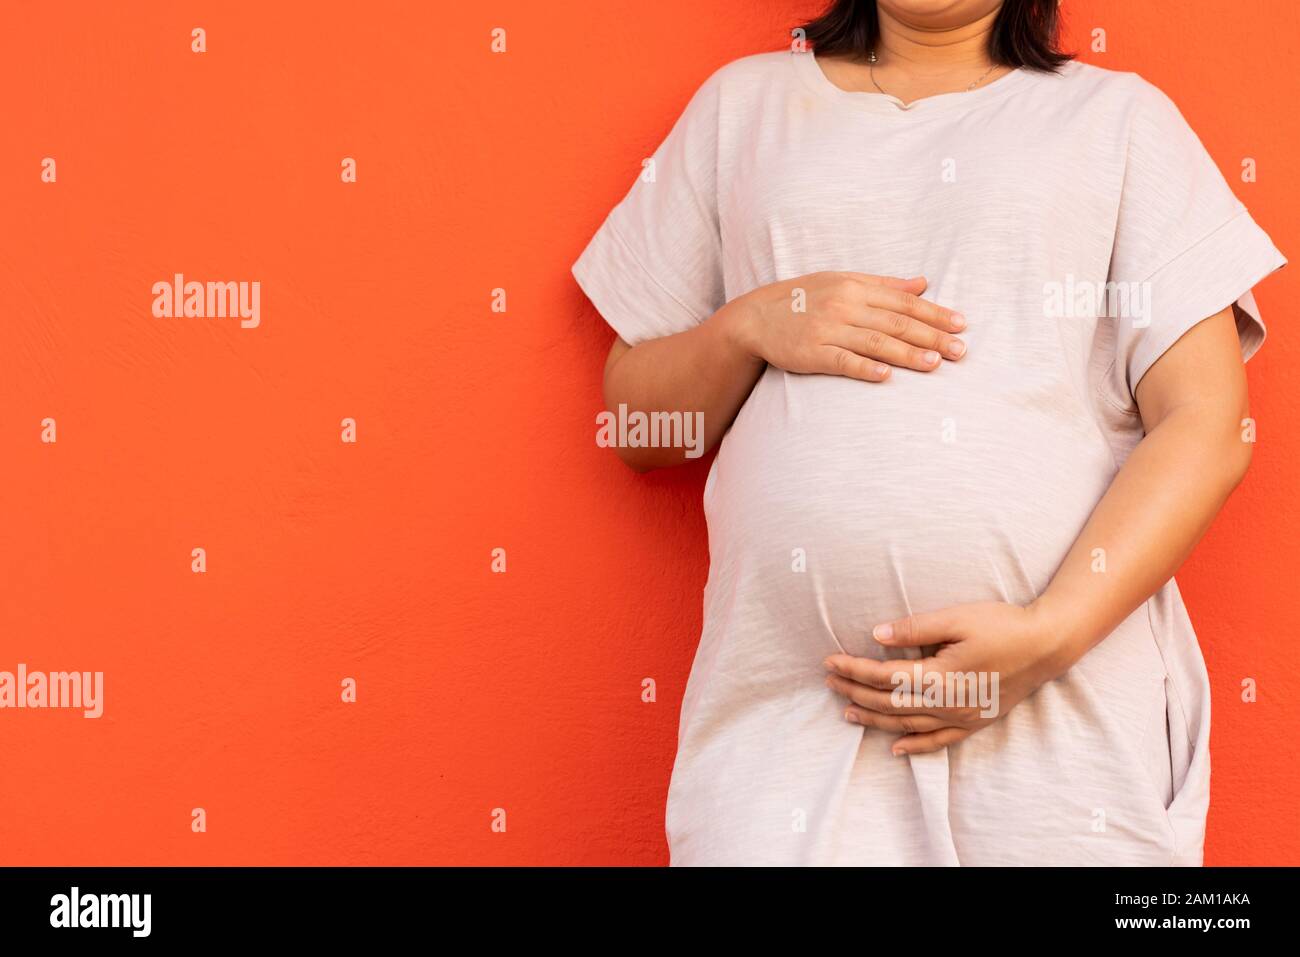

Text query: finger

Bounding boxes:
[825,674,934,714]
[823,654,913,690]
[842,705,952,734]
[891,726,973,756]
[829,326,942,373]
[872,609,962,648]
[815,346,892,383]
[838,272,928,294]
[864,286,966,333]
[850,307,966,360]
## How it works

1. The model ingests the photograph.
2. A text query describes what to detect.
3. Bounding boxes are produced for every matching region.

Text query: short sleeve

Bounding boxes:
[1108,79,1286,399]
[572,72,726,346]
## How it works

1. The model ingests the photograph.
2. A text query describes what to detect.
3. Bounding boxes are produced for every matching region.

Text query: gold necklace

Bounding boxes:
[867,51,999,98]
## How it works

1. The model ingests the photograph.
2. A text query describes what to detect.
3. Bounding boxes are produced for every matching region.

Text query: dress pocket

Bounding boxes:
[1135,672,1176,815]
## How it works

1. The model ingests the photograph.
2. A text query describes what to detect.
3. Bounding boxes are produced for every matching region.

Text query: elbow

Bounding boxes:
[1222,396,1256,487]
[600,395,656,472]
[613,446,658,473]
[1158,399,1255,491]
[1206,408,1254,491]
[1225,427,1254,488]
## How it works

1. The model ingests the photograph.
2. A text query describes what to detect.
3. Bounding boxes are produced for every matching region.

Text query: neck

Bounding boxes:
[874,5,1000,74]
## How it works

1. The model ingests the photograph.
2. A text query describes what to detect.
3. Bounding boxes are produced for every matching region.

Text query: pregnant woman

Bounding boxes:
[573,0,1285,865]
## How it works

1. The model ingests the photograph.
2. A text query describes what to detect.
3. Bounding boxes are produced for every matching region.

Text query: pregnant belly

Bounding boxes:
[702,366,1116,657]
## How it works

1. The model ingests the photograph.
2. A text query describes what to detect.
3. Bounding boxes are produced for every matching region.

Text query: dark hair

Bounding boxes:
[798,0,1072,72]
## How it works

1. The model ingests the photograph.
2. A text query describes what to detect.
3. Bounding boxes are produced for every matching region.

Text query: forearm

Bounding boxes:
[598,272,966,471]
[602,300,764,471]
[1031,396,1251,671]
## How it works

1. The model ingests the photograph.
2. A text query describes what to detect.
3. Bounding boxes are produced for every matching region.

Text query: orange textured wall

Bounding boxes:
[1,0,1295,865]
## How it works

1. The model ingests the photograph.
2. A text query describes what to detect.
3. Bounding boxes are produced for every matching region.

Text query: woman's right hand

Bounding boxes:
[725,272,967,382]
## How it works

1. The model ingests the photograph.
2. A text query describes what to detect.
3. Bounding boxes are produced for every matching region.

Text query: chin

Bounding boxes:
[877,0,1002,29]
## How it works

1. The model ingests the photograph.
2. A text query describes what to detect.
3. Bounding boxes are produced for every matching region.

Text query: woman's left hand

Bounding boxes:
[822,601,1078,756]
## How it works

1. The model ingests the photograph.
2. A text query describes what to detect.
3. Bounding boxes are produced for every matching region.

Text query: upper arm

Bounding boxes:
[1134,305,1249,433]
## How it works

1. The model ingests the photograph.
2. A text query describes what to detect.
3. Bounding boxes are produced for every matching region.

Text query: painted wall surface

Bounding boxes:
[1,1,1295,864]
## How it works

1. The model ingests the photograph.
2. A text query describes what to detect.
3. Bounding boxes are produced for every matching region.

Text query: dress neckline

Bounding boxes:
[792,49,1042,116]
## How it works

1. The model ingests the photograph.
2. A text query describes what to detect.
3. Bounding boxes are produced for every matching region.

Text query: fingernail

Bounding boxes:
[923,351,940,365]
[946,340,966,358]
[950,312,966,330]
[873,624,894,641]
[845,711,859,724]
[874,364,890,378]
[822,659,836,672]
[891,747,905,757]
